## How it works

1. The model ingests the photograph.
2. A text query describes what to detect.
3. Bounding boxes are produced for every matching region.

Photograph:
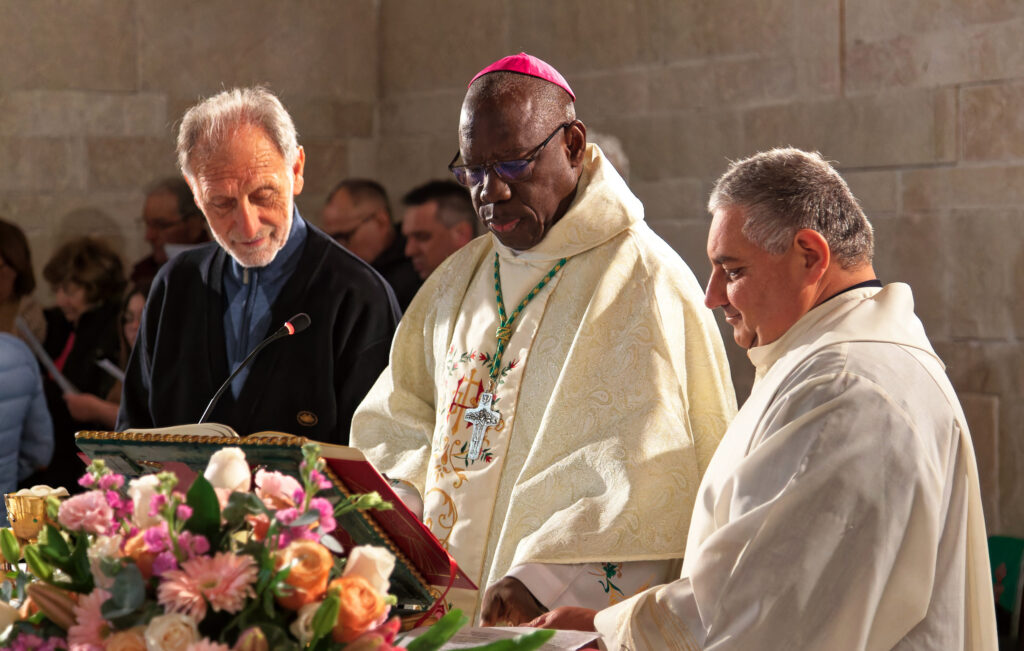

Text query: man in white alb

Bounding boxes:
[535,148,997,650]
[350,53,737,623]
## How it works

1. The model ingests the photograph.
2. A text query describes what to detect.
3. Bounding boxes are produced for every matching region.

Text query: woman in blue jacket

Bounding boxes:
[0,332,54,526]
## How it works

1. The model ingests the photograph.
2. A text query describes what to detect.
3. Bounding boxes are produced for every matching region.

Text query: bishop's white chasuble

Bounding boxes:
[352,145,736,617]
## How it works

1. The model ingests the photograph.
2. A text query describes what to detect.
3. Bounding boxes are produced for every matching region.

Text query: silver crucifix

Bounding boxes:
[463,391,500,461]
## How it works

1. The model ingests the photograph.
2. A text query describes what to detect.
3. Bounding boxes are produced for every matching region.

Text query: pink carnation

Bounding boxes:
[67,588,110,648]
[255,470,303,510]
[158,552,258,620]
[310,498,336,534]
[58,491,114,535]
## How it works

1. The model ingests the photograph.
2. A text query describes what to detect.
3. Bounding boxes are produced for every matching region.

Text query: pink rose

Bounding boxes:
[255,470,303,510]
[58,490,113,535]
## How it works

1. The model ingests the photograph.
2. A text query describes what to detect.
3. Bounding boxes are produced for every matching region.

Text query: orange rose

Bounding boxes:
[275,540,334,611]
[123,533,157,580]
[329,575,387,643]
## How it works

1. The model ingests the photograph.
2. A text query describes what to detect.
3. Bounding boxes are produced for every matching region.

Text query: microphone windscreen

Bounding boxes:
[287,313,311,334]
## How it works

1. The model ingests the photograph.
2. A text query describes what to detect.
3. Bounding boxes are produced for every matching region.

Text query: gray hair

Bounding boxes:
[176,86,299,179]
[708,148,874,268]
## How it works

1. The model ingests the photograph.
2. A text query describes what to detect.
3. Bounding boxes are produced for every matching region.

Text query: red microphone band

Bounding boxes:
[284,322,295,336]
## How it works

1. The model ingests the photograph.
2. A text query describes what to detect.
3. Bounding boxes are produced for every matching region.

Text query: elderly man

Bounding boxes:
[351,54,736,623]
[321,178,421,310]
[400,180,476,279]
[118,87,399,444]
[537,148,996,650]
[130,177,208,287]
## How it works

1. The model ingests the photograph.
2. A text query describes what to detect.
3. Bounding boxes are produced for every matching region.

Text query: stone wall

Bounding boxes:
[0,0,1019,534]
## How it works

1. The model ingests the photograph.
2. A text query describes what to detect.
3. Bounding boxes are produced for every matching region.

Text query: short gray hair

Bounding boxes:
[176,86,299,179]
[708,148,874,268]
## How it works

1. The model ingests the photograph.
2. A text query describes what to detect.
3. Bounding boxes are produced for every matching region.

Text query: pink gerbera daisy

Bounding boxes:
[67,588,110,648]
[157,552,258,620]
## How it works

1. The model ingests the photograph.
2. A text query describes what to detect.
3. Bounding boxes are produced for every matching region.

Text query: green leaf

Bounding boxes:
[23,545,52,581]
[184,475,221,544]
[319,533,345,555]
[462,629,557,651]
[223,492,266,529]
[38,524,70,564]
[68,533,94,592]
[282,509,319,528]
[406,609,469,651]
[310,590,340,644]
[0,528,20,564]
[100,564,146,620]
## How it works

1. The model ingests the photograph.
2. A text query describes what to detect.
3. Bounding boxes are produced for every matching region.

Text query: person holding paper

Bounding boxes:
[536,148,997,650]
[118,87,399,444]
[351,53,736,623]
[31,237,126,491]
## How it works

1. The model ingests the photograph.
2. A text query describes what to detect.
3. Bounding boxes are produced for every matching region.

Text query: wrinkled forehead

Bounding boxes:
[458,91,542,157]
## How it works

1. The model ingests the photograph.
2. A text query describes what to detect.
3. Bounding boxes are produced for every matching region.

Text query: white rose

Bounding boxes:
[128,475,162,528]
[343,545,395,596]
[204,447,251,493]
[289,601,322,644]
[144,613,199,651]
[87,534,124,589]
[0,599,19,633]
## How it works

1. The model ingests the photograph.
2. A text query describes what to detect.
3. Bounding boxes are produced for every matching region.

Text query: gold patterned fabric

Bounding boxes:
[351,145,736,617]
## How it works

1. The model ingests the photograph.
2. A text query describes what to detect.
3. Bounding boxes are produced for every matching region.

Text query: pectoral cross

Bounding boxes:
[463,392,500,461]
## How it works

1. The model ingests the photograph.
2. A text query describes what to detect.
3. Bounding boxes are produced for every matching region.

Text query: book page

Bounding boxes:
[403,626,599,650]
[124,423,239,437]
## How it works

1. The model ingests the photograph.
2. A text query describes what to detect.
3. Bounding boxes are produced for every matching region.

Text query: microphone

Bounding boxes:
[198,313,311,424]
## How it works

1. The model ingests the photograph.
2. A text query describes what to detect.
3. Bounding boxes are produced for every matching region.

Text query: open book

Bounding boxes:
[75,424,475,615]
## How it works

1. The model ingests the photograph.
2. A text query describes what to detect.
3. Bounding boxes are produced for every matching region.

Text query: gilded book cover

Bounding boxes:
[74,427,475,615]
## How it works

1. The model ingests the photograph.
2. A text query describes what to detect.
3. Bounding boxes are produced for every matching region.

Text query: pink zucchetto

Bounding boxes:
[469,52,575,101]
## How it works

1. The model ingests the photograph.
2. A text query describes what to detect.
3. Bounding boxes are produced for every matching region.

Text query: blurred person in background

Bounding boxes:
[130,177,208,287]
[400,180,476,280]
[0,331,54,525]
[321,178,421,310]
[30,237,126,491]
[0,218,47,342]
[62,282,150,429]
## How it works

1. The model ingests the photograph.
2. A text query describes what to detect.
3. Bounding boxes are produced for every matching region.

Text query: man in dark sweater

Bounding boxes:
[320,179,421,310]
[117,87,399,444]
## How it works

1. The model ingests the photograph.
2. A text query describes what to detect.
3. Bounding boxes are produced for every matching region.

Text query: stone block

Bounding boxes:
[87,137,178,192]
[946,208,1024,339]
[598,110,744,183]
[903,165,1024,212]
[0,0,136,92]
[572,70,650,120]
[870,213,949,340]
[508,0,657,74]
[959,392,1000,531]
[0,137,86,193]
[742,89,956,168]
[380,91,464,139]
[631,177,710,224]
[138,0,377,99]
[288,98,375,140]
[962,82,1024,161]
[846,19,1024,95]
[843,170,900,215]
[846,0,1021,44]
[649,0,791,62]
[301,141,348,195]
[380,0,506,95]
[648,63,719,113]
[0,91,167,138]
[345,138,380,180]
[376,135,454,206]
[647,218,712,283]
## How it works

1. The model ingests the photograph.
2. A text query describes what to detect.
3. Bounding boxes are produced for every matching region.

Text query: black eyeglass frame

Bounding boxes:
[447,121,576,188]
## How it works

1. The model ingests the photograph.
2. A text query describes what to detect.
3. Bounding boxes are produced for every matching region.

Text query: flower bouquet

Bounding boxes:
[0,444,554,651]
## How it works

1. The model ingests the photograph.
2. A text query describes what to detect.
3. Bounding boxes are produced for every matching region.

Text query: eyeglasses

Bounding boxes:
[448,122,574,188]
[328,213,376,245]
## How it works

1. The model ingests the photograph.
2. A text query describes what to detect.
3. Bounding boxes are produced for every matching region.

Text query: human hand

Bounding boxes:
[63,392,105,422]
[479,576,547,626]
[528,606,598,632]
